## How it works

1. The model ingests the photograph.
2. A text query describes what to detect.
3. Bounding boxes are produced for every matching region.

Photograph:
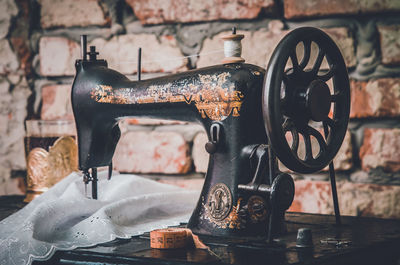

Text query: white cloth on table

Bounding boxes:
[0,171,200,265]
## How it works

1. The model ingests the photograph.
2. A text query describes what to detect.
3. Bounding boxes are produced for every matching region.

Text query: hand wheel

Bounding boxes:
[262,27,350,174]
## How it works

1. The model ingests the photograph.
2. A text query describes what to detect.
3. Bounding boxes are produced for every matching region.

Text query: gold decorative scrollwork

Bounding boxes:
[91,73,245,121]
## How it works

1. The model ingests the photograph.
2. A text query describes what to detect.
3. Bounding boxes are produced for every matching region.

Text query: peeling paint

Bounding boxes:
[91,72,245,121]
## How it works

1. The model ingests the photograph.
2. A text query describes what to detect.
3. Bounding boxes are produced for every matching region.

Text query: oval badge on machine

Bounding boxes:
[207,183,232,221]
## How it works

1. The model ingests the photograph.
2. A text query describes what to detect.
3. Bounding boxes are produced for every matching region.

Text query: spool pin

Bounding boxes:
[221,27,245,64]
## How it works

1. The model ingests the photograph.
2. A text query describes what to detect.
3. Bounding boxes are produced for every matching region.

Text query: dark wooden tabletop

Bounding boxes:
[2,195,400,265]
[0,195,26,220]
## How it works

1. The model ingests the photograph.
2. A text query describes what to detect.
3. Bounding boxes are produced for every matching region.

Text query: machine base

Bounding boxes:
[38,213,400,265]
[2,196,400,265]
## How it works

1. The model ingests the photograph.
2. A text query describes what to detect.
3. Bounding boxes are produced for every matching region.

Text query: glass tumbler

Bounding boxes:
[24,120,78,202]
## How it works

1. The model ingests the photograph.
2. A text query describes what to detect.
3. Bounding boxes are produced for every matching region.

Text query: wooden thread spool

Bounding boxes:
[221,28,245,64]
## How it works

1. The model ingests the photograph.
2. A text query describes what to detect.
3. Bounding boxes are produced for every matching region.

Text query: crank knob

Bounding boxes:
[205,123,222,154]
[205,141,217,154]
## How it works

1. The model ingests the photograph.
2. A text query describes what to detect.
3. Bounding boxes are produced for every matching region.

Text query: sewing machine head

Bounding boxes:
[71,27,350,240]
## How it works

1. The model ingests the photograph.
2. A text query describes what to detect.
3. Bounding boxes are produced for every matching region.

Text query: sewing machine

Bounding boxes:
[71,27,350,241]
[1,26,398,265]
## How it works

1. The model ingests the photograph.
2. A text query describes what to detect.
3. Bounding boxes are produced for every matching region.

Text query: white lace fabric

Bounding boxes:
[0,171,200,265]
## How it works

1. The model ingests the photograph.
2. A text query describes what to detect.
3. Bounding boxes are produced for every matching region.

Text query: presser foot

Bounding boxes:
[82,164,113,199]
[108,162,113,180]
[83,168,98,199]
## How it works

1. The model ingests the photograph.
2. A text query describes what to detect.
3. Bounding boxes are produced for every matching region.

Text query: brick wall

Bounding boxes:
[1,0,400,219]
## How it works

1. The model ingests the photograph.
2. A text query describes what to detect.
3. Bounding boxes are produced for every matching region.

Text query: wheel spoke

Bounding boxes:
[323,118,337,140]
[283,118,299,152]
[282,73,289,82]
[282,118,290,131]
[322,120,330,140]
[303,133,313,162]
[307,125,327,157]
[282,117,293,131]
[318,65,336,81]
[312,47,325,75]
[324,117,336,130]
[299,40,311,69]
[289,49,299,72]
[280,76,288,100]
[291,129,299,152]
[331,93,340,102]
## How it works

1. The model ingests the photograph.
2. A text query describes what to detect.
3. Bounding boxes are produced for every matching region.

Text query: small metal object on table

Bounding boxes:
[1,196,400,265]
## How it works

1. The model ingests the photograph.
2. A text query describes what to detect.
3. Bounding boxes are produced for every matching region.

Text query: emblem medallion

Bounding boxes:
[207,183,232,221]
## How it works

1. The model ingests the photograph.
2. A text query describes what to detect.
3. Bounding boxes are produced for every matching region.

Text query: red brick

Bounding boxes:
[360,128,400,172]
[90,34,187,74]
[197,22,287,68]
[39,37,80,76]
[9,0,32,76]
[330,130,353,171]
[289,180,332,215]
[157,177,204,190]
[324,28,356,68]
[198,24,355,69]
[39,34,186,76]
[10,38,31,76]
[0,39,19,74]
[192,132,209,173]
[126,0,275,25]
[154,124,204,142]
[38,0,109,29]
[0,167,25,196]
[289,179,400,219]
[0,0,18,39]
[113,131,192,174]
[0,78,31,172]
[350,79,400,118]
[284,0,400,19]
[378,25,400,65]
[41,84,74,120]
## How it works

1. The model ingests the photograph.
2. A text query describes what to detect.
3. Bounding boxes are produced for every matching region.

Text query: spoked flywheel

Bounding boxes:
[263,27,350,174]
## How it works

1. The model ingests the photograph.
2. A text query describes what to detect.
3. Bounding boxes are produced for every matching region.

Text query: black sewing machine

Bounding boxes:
[71,27,349,241]
[0,26,396,265]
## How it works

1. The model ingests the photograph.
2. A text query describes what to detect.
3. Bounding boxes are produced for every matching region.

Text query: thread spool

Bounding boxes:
[221,28,245,64]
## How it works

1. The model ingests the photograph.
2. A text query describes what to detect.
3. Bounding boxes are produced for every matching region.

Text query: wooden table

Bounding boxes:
[1,195,400,265]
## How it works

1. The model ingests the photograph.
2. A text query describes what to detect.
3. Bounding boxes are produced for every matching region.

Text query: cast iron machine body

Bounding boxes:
[71,27,350,240]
